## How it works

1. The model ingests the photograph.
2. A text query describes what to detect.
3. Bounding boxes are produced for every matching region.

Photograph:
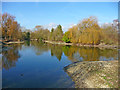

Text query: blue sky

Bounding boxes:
[2,2,118,32]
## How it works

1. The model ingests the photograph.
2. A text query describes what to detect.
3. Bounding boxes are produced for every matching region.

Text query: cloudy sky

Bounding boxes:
[2,2,118,32]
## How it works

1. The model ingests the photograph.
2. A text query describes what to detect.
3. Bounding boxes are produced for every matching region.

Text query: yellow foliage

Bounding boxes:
[66,16,102,45]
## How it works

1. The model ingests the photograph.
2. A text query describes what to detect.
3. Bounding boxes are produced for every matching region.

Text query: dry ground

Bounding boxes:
[64,60,118,88]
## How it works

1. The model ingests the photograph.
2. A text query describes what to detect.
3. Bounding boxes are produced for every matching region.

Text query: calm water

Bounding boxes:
[2,41,118,88]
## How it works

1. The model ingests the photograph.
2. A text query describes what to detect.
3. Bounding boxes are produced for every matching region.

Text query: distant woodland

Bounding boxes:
[1,13,118,45]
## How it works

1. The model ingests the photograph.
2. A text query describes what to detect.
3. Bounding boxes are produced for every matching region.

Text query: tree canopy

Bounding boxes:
[1,13,118,45]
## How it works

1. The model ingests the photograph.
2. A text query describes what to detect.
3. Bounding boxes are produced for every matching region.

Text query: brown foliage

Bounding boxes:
[2,13,22,41]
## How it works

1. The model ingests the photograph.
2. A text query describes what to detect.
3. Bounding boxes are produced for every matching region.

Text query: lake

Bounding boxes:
[2,41,118,88]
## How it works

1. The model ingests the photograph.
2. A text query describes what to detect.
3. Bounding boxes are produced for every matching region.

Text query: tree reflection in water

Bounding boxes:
[2,41,118,70]
[50,44,63,61]
[63,46,118,62]
[31,41,49,55]
[31,41,118,62]
[2,44,22,70]
[31,41,63,61]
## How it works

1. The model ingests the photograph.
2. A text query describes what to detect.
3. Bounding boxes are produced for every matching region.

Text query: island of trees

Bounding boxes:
[1,13,118,46]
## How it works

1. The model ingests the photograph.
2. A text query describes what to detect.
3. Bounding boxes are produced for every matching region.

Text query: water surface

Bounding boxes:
[2,41,118,88]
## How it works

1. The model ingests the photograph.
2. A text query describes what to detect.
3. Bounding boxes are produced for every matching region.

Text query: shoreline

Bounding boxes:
[44,40,118,49]
[0,41,24,45]
[6,41,24,44]
[1,40,118,49]
[64,60,118,88]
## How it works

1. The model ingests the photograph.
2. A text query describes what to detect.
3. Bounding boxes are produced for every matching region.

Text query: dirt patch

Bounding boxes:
[64,60,118,88]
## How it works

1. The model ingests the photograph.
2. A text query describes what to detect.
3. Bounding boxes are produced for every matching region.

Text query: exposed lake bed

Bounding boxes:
[64,60,118,88]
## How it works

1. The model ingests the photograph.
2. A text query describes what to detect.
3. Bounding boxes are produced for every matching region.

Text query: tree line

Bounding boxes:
[62,16,118,45]
[1,13,30,41]
[1,13,118,45]
[30,24,63,42]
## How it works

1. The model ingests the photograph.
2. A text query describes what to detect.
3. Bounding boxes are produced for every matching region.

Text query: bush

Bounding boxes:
[62,31,71,43]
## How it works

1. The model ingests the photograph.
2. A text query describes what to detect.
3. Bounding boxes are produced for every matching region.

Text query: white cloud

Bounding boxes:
[69,24,77,28]
[62,23,77,33]
[43,23,58,30]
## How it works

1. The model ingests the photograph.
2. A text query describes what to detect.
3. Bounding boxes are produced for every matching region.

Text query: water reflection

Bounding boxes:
[24,40,30,46]
[2,41,118,70]
[2,44,21,70]
[31,41,118,62]
[50,45,63,61]
[31,41,49,55]
[63,46,118,62]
